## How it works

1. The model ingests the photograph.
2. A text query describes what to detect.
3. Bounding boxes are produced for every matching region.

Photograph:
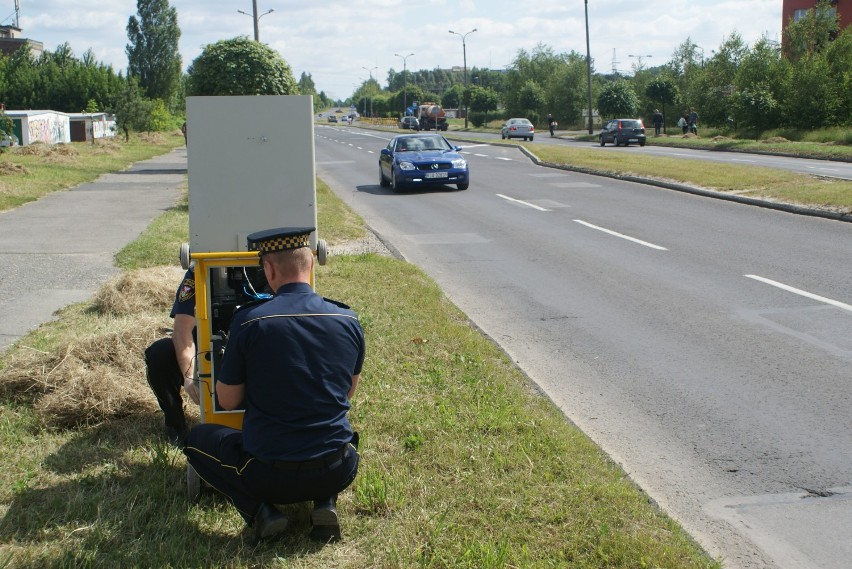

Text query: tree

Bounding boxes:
[783,0,840,61]
[645,76,678,133]
[110,77,154,141]
[517,80,545,124]
[467,86,499,126]
[187,37,298,96]
[729,82,778,136]
[597,80,639,118]
[441,84,464,109]
[126,0,182,104]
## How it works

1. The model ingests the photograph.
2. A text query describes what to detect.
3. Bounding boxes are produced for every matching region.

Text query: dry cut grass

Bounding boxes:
[0,267,183,429]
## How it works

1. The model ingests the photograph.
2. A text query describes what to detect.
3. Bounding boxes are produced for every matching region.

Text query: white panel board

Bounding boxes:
[186,96,316,253]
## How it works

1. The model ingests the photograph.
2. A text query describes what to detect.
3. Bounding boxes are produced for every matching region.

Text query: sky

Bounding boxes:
[4,0,783,101]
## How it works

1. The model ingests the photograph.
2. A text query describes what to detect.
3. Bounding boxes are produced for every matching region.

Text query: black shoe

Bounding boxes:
[165,426,188,448]
[252,503,288,543]
[309,499,341,543]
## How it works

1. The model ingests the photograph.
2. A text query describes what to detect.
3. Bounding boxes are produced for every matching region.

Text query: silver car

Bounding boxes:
[501,118,535,141]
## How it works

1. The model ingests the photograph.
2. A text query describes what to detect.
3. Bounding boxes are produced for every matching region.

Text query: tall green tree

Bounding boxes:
[645,76,678,133]
[187,37,297,96]
[126,0,182,103]
[597,80,639,118]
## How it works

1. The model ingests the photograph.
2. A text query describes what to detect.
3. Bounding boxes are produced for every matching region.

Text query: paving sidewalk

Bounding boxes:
[0,147,188,353]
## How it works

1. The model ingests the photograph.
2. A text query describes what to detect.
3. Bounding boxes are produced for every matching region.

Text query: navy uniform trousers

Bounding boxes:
[184,423,359,523]
[144,337,187,432]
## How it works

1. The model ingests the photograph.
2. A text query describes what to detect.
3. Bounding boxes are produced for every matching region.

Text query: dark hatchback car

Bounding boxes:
[599,119,646,147]
[398,116,420,130]
[379,133,469,192]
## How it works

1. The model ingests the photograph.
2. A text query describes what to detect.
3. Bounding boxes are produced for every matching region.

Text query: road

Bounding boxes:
[440,128,852,180]
[316,124,852,569]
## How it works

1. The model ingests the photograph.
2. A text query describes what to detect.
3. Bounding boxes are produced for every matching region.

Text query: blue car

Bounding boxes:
[379,134,469,192]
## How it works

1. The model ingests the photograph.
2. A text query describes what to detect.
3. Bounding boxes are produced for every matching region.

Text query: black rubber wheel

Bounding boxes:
[600,137,605,147]
[391,170,403,193]
[379,166,390,187]
[457,182,469,190]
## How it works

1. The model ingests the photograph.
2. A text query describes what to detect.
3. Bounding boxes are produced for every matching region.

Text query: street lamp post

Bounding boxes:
[628,54,652,71]
[361,66,378,117]
[584,0,593,134]
[237,0,273,42]
[448,28,477,129]
[395,52,415,116]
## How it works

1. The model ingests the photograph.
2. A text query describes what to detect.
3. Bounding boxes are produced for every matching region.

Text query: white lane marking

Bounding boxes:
[807,166,840,172]
[574,220,668,250]
[745,275,852,313]
[731,158,756,163]
[495,157,513,161]
[474,153,489,157]
[496,194,551,211]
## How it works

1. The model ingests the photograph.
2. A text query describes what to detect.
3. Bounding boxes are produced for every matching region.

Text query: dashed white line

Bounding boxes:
[495,157,513,161]
[474,153,489,157]
[745,275,852,313]
[574,220,668,250]
[496,194,550,211]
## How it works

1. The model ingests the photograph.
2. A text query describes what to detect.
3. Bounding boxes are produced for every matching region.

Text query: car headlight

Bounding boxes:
[452,158,467,169]
[397,161,415,171]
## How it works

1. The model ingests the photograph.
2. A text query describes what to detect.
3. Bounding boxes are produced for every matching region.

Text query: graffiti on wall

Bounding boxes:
[27,114,70,144]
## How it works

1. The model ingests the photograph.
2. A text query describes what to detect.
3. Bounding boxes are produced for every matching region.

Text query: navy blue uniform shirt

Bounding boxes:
[219,282,365,461]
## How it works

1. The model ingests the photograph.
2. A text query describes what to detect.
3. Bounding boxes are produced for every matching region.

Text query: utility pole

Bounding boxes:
[584,0,594,134]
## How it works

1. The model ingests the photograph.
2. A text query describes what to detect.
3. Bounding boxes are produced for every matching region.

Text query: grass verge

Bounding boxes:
[527,144,852,213]
[0,131,186,212]
[0,154,720,567]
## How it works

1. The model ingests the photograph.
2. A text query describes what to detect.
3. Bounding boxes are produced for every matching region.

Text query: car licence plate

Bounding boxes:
[425,172,448,179]
[628,138,638,142]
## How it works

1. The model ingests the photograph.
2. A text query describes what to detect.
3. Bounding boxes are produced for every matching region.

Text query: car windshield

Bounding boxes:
[619,120,642,129]
[395,136,451,152]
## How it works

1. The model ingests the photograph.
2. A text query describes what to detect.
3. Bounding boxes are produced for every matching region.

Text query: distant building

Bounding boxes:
[0,25,43,58]
[782,0,851,32]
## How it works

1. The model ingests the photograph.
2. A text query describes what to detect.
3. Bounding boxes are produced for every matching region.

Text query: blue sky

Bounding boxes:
[5,0,782,100]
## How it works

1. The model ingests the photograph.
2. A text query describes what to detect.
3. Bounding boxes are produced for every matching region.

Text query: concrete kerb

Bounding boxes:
[515,144,852,224]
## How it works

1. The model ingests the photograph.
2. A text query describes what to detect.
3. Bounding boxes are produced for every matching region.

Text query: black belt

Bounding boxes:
[256,444,352,471]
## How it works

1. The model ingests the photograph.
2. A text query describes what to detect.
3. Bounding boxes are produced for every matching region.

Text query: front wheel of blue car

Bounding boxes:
[391,169,404,193]
[379,165,390,187]
[457,182,469,190]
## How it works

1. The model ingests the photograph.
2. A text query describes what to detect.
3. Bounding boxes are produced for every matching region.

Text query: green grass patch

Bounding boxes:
[527,144,852,213]
[0,132,185,212]
[0,147,721,567]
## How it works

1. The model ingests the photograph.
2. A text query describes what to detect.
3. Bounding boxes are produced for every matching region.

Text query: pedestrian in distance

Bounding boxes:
[184,227,364,544]
[547,113,557,137]
[652,109,663,136]
[688,108,699,135]
[143,268,200,447]
[180,121,187,145]
[678,112,689,134]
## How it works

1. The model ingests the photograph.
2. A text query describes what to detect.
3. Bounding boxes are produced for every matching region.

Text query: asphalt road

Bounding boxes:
[439,128,852,180]
[316,124,852,569]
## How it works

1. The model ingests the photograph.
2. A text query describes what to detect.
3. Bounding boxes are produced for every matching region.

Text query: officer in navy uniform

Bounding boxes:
[144,268,200,446]
[184,227,364,544]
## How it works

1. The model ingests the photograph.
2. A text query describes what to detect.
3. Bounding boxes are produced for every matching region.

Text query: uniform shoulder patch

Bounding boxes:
[178,278,195,302]
[323,297,351,310]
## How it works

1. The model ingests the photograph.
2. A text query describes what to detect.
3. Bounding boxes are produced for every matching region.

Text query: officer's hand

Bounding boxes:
[183,377,200,405]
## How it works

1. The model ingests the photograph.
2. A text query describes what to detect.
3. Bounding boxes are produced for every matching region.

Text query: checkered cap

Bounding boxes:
[247,227,314,254]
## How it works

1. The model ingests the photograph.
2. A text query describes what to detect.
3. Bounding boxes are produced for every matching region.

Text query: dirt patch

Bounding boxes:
[16,143,44,156]
[711,136,732,142]
[0,161,28,176]
[761,136,790,144]
[137,132,168,144]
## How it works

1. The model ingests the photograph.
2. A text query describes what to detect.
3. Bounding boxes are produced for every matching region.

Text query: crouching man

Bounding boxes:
[184,227,364,543]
